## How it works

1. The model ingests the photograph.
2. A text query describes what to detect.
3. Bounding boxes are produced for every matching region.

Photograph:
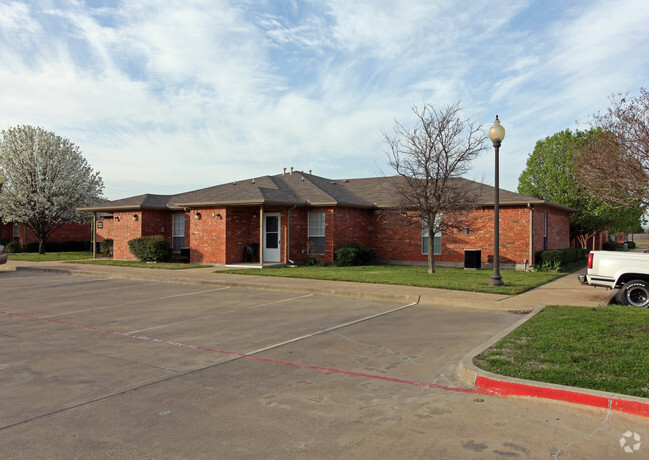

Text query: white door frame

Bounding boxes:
[263,212,281,262]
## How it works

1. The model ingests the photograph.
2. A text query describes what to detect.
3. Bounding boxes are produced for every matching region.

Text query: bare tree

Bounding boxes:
[576,89,649,218]
[383,102,488,273]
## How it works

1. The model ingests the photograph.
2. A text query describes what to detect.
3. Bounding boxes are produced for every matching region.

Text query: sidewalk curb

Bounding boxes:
[457,306,649,418]
[9,265,514,311]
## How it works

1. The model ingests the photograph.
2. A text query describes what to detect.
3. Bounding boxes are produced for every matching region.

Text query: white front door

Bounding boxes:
[263,213,281,262]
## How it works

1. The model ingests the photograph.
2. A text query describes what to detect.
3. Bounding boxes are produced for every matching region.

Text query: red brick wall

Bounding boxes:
[531,206,571,263]
[496,207,532,265]
[226,207,263,264]
[99,210,185,260]
[332,207,372,249]
[187,207,227,263]
[96,217,113,243]
[90,203,572,267]
[108,212,144,259]
[5,222,91,246]
[141,210,171,238]
[1,221,13,241]
[372,211,425,262]
[371,205,570,267]
[50,223,91,242]
[288,208,308,262]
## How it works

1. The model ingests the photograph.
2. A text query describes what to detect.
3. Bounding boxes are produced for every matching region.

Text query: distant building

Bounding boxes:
[1,220,91,247]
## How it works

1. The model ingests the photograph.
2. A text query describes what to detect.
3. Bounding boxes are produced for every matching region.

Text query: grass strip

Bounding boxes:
[67,259,204,270]
[220,265,563,295]
[474,305,649,398]
[8,252,95,262]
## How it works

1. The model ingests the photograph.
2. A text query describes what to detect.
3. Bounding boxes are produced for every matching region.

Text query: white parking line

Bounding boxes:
[243,299,420,357]
[127,316,211,334]
[223,294,314,314]
[0,277,112,289]
[40,287,230,318]
[125,293,316,333]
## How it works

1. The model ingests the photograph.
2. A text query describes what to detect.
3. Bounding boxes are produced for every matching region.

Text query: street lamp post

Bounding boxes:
[488,115,505,287]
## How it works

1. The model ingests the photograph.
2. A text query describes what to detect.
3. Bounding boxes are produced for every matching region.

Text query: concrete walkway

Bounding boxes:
[5,259,647,419]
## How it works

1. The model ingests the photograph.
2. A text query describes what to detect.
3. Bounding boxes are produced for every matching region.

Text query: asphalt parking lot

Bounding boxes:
[1,270,648,458]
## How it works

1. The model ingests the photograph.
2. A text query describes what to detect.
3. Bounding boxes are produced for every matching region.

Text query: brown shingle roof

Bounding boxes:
[79,172,575,213]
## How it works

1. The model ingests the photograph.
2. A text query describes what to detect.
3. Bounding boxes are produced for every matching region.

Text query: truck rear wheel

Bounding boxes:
[621,280,649,307]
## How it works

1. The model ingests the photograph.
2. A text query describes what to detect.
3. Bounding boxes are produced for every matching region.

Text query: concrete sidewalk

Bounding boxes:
[6,259,646,419]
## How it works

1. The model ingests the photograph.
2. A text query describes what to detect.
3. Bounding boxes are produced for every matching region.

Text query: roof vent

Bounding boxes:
[283,167,286,175]
[252,178,255,184]
[309,170,312,175]
[290,167,294,175]
[301,176,304,181]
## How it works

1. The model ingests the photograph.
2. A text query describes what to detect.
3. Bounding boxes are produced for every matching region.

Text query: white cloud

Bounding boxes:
[1,0,648,200]
[0,2,42,47]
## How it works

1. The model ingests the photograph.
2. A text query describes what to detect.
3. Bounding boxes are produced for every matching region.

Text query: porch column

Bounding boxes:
[259,206,264,266]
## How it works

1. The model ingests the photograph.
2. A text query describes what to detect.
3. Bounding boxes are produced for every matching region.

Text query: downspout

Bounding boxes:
[528,204,533,270]
[286,204,297,264]
[259,206,264,267]
[92,212,97,259]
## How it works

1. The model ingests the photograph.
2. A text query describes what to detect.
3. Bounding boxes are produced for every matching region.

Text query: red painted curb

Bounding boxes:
[475,375,649,418]
[6,309,649,418]
[612,399,649,418]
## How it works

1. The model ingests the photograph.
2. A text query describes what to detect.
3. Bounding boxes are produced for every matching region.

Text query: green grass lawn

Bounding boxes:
[221,265,564,295]
[8,252,95,261]
[6,252,202,269]
[474,305,649,398]
[68,259,205,270]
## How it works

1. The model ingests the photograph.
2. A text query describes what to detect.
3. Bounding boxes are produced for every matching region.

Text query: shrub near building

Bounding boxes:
[128,236,172,262]
[535,248,588,271]
[335,242,377,266]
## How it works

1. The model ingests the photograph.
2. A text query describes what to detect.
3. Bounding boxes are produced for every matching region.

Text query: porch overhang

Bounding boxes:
[480,200,578,213]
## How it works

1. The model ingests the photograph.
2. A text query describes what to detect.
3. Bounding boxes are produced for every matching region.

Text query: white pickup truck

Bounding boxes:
[578,250,649,307]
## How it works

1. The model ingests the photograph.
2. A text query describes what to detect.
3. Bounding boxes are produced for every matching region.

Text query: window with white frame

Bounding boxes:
[308,211,325,254]
[172,213,185,253]
[421,216,442,255]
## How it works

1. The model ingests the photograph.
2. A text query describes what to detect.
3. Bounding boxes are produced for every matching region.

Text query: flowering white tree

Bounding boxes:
[0,125,104,253]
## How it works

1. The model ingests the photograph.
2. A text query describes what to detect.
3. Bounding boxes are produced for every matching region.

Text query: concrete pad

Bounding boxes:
[500,269,613,308]
[3,353,648,458]
[2,271,649,458]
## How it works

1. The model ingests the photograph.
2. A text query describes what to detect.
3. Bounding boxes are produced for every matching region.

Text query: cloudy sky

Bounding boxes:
[1,0,648,200]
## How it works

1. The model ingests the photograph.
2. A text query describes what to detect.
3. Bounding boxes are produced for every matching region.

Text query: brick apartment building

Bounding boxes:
[1,220,91,247]
[80,171,574,269]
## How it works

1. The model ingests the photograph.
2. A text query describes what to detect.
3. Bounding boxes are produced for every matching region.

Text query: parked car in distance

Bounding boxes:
[0,245,7,265]
[578,250,649,307]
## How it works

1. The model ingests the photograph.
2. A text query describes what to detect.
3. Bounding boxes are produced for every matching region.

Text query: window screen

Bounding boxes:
[308,211,325,255]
